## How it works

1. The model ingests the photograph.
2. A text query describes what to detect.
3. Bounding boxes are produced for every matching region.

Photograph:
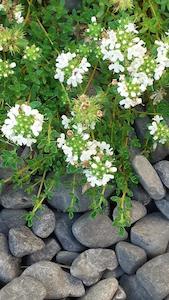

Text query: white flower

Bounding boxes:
[9,62,16,68]
[125,23,138,34]
[61,115,71,129]
[1,104,44,147]
[91,16,97,23]
[127,40,147,60]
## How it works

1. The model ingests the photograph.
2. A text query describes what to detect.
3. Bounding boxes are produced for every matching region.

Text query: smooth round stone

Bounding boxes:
[72,212,128,248]
[32,204,55,238]
[22,261,85,299]
[154,160,169,189]
[131,212,169,257]
[0,209,26,234]
[54,213,86,252]
[132,155,166,200]
[134,116,150,143]
[70,248,118,286]
[115,241,147,275]
[120,275,152,300]
[0,185,34,209]
[0,276,47,300]
[27,237,61,265]
[113,200,147,225]
[137,253,169,300]
[79,278,119,300]
[155,198,169,220]
[56,251,79,266]
[9,226,45,257]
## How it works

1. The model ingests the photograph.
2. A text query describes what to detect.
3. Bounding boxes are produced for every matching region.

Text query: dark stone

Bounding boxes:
[115,241,147,275]
[0,209,26,234]
[56,251,79,266]
[54,213,86,252]
[0,185,34,209]
[131,212,169,257]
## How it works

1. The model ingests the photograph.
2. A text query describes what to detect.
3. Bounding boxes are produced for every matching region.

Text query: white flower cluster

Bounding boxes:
[1,104,44,147]
[14,5,24,24]
[100,21,169,108]
[148,115,169,149]
[154,40,169,80]
[54,52,91,87]
[0,59,16,78]
[57,115,117,187]
[23,45,40,61]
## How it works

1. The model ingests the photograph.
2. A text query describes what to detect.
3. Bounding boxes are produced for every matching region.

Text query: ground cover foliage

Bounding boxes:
[0,0,169,234]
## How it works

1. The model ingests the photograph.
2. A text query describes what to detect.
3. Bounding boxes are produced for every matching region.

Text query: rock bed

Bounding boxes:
[1,132,169,300]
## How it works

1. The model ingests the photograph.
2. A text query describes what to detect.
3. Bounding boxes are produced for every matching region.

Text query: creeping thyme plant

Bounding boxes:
[0,0,169,234]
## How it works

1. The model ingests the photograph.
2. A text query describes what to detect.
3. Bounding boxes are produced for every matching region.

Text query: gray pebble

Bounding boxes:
[0,275,46,300]
[79,278,119,300]
[56,251,79,266]
[0,185,34,209]
[132,155,166,200]
[115,241,147,275]
[154,160,169,189]
[27,237,61,265]
[137,253,169,300]
[72,212,128,248]
[113,286,126,300]
[0,209,26,234]
[131,212,169,257]
[54,213,85,252]
[9,226,45,257]
[32,204,55,238]
[22,260,85,299]
[70,248,118,286]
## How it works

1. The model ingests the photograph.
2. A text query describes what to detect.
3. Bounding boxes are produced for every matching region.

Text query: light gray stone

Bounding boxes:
[0,276,46,300]
[113,286,126,300]
[113,200,147,225]
[154,160,169,189]
[0,185,34,209]
[70,248,118,286]
[72,212,128,248]
[132,155,166,200]
[22,261,85,299]
[27,237,61,265]
[120,275,153,300]
[56,251,79,266]
[131,185,151,205]
[79,278,118,300]
[9,226,45,257]
[115,241,147,274]
[32,204,55,238]
[0,234,21,283]
[0,209,26,234]
[54,213,85,252]
[103,266,124,279]
[131,212,169,257]
[137,253,169,300]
